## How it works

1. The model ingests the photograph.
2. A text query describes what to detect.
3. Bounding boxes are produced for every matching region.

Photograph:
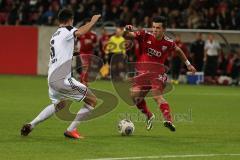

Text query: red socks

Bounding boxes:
[136,100,152,119]
[159,102,172,122]
[136,100,172,122]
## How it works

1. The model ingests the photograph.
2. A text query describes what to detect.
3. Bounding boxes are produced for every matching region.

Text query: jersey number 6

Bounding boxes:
[50,40,55,59]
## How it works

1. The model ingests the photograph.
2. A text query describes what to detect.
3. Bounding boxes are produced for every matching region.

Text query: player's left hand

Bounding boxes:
[187,64,197,74]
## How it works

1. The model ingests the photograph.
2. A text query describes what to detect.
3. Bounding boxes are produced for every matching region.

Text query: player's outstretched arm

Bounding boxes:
[175,46,197,74]
[74,14,101,37]
[123,25,136,39]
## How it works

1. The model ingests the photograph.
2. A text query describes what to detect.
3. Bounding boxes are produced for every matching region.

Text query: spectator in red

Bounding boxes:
[76,19,97,85]
[99,27,110,64]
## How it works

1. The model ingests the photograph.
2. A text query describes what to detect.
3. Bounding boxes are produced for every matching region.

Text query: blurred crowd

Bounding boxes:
[75,27,240,86]
[0,0,239,85]
[172,33,240,85]
[0,0,240,30]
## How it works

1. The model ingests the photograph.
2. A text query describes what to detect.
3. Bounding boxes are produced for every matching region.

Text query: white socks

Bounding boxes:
[29,103,94,131]
[30,104,56,128]
[67,103,94,131]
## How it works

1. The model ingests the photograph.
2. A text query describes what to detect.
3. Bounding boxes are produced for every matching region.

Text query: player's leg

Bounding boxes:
[130,87,155,130]
[64,85,97,139]
[151,89,176,132]
[80,54,91,86]
[131,87,152,119]
[21,100,72,136]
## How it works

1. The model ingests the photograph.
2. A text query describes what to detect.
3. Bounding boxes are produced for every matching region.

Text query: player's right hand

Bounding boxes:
[91,14,101,24]
[124,25,134,31]
[187,64,197,74]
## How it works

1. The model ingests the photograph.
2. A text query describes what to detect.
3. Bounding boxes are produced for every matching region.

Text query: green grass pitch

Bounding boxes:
[0,75,240,160]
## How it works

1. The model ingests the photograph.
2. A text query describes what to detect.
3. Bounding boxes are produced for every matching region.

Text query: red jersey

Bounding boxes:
[79,31,97,54]
[134,30,176,73]
[99,33,110,56]
[134,39,141,61]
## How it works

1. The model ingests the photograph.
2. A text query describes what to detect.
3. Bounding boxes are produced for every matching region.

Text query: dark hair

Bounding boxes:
[152,16,167,28]
[58,8,74,23]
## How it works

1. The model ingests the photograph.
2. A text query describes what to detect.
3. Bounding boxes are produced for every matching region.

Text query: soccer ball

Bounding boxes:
[118,119,135,136]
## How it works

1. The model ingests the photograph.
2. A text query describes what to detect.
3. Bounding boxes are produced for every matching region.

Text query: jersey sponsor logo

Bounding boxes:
[147,48,162,57]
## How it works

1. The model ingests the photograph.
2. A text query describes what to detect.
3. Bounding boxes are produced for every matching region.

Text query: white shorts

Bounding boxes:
[48,77,88,104]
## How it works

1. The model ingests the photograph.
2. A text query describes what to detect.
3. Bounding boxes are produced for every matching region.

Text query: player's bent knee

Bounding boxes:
[130,91,138,104]
[153,96,166,105]
[134,97,144,105]
[130,89,147,105]
[130,88,141,99]
[84,96,97,107]
[90,95,97,107]
[84,89,97,107]
[131,92,144,105]
[55,100,71,112]
[130,91,136,100]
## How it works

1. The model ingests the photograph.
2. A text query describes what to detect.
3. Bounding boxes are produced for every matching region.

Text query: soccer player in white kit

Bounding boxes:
[21,9,101,139]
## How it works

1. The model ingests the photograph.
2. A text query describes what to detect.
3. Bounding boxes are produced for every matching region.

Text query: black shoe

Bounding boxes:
[163,121,176,132]
[21,124,33,136]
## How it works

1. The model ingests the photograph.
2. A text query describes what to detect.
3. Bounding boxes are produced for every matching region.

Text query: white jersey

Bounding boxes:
[204,40,221,56]
[48,26,77,83]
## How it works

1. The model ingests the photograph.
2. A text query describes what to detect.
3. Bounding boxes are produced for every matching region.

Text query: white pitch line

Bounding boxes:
[173,93,240,96]
[85,153,240,160]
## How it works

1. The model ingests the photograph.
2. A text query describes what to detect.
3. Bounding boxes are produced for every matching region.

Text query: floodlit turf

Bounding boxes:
[0,75,240,160]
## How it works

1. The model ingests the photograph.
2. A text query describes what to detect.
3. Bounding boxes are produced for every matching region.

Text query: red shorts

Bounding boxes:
[132,72,168,92]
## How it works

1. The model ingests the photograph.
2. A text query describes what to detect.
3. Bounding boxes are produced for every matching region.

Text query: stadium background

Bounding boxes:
[0,0,239,85]
[0,0,240,160]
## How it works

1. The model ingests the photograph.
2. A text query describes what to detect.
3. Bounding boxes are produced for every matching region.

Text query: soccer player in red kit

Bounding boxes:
[123,16,196,131]
[77,24,97,85]
[99,27,110,63]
